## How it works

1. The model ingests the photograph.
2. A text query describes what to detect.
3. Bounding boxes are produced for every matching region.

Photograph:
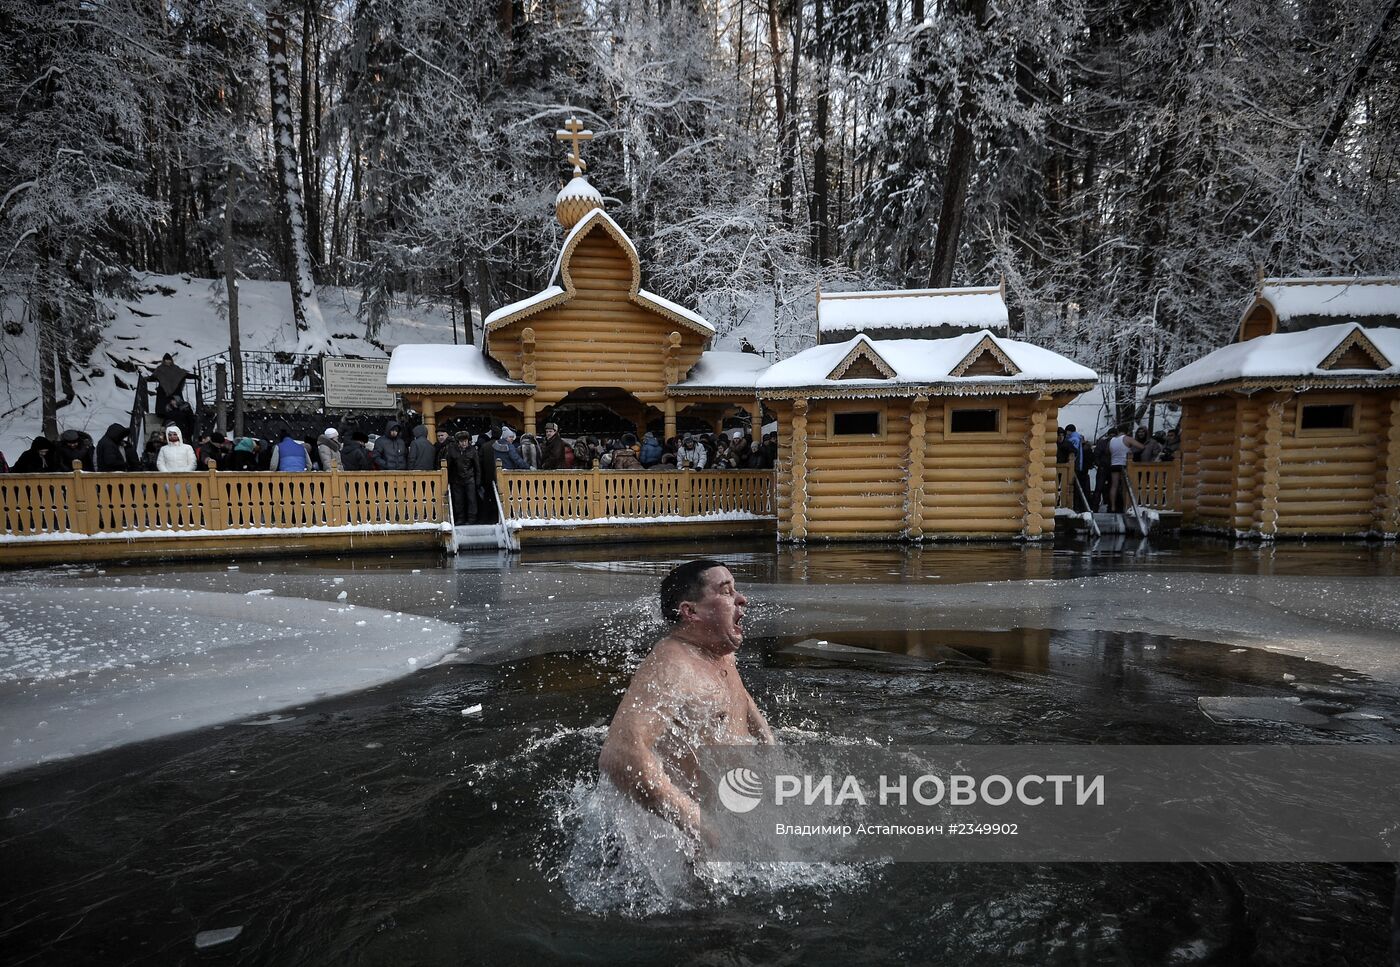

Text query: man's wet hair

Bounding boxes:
[660,559,726,624]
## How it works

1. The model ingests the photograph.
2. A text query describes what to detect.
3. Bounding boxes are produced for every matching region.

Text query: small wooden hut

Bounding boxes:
[386,119,760,440]
[1150,277,1400,538]
[758,322,1096,542]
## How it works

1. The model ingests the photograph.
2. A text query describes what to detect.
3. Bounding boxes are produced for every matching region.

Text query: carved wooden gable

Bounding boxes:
[1320,329,1390,371]
[951,335,1021,377]
[828,340,896,380]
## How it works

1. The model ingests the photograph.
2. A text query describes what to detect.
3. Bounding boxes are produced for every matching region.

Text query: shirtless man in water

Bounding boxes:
[599,559,774,848]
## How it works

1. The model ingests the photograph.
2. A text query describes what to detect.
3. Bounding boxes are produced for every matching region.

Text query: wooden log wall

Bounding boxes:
[769,394,1065,541]
[1180,389,1397,537]
[489,226,706,413]
[920,397,1033,536]
[1182,396,1238,530]
[802,398,910,537]
[1274,393,1384,536]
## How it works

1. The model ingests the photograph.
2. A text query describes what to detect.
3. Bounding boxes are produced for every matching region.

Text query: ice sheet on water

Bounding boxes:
[0,587,460,774]
[194,926,244,948]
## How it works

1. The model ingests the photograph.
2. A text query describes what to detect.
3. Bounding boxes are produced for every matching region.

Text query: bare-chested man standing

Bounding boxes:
[599,559,774,850]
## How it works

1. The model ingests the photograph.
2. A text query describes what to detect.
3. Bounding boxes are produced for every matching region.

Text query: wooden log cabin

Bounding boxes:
[386,119,760,441]
[1149,277,1400,539]
[758,287,1097,541]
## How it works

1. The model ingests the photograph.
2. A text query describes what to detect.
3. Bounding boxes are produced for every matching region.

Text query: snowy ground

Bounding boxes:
[0,274,463,460]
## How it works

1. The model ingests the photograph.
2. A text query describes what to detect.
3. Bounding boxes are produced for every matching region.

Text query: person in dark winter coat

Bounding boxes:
[639,431,662,467]
[491,427,527,470]
[447,431,480,524]
[51,429,95,471]
[342,431,372,470]
[407,424,436,470]
[147,353,191,418]
[540,423,566,470]
[475,431,498,523]
[12,436,53,473]
[96,423,138,472]
[373,422,407,470]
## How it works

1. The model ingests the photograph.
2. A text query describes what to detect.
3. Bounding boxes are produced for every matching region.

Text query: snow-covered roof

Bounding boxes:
[670,351,771,393]
[756,333,1095,394]
[386,344,532,391]
[1150,323,1400,397]
[482,286,565,329]
[817,285,1008,335]
[483,207,713,335]
[1257,277,1400,324]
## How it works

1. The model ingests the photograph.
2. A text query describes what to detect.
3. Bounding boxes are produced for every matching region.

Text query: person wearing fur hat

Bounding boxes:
[609,432,643,470]
[540,423,566,470]
[317,427,343,471]
[156,425,197,472]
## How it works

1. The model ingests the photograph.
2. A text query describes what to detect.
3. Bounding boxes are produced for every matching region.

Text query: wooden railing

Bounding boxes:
[1053,462,1181,511]
[499,469,775,521]
[0,466,449,537]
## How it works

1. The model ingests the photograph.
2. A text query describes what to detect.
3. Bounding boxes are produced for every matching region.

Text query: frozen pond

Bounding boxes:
[1,539,1398,963]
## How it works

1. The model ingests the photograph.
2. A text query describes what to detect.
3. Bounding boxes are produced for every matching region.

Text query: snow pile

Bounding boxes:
[1260,277,1400,323]
[818,286,1008,334]
[0,273,460,461]
[1150,323,1400,397]
[757,333,1097,390]
[387,344,531,389]
[0,585,460,773]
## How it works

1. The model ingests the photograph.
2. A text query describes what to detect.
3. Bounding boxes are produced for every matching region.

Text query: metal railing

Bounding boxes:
[196,350,325,405]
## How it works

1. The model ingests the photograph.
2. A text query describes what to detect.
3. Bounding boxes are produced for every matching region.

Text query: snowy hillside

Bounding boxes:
[0,274,463,460]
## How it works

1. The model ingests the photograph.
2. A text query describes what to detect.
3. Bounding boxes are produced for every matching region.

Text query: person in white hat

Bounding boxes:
[317,427,343,471]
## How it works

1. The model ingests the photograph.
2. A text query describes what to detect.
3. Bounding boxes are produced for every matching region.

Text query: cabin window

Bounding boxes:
[1298,403,1354,432]
[949,407,1001,434]
[831,410,881,436]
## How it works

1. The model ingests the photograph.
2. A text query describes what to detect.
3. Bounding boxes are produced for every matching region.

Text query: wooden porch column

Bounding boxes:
[791,398,809,540]
[422,398,436,438]
[906,395,928,539]
[1258,393,1287,538]
[1023,398,1049,538]
[1379,392,1400,537]
[664,396,677,443]
[521,327,537,434]
[524,397,537,435]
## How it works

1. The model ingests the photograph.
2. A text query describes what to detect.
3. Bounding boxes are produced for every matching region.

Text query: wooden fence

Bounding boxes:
[499,468,775,521]
[0,466,449,537]
[1054,463,1181,511]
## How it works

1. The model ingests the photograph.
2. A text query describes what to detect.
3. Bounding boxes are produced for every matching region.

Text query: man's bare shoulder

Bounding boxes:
[626,637,707,692]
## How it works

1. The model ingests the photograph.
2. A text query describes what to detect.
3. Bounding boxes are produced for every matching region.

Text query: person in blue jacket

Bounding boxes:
[270,428,309,471]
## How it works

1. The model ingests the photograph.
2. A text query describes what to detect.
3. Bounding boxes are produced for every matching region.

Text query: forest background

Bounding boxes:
[2,0,1399,434]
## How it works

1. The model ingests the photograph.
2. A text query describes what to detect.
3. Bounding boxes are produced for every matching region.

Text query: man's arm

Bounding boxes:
[599,662,706,842]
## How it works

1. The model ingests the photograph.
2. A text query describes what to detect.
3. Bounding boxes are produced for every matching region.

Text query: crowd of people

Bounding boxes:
[1057,423,1181,513]
[0,414,778,525]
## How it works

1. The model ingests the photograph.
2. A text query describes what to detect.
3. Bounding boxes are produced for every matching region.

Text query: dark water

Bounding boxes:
[2,540,1399,965]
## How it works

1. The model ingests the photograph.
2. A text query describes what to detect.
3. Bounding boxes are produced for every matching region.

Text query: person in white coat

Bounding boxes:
[156,425,197,472]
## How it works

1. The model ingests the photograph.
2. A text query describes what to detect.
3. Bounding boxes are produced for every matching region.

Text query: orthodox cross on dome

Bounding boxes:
[555,116,593,175]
